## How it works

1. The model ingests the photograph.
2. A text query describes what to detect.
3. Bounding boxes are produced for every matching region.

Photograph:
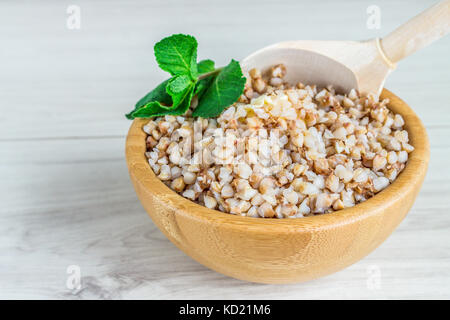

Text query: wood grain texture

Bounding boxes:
[126,89,429,284]
[1,0,449,298]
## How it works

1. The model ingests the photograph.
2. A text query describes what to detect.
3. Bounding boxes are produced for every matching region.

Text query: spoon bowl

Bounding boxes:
[241,40,375,94]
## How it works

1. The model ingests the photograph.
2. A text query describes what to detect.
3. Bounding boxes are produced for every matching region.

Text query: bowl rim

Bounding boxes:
[125,88,429,231]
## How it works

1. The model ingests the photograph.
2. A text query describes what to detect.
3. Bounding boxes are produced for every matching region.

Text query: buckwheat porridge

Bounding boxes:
[143,64,414,218]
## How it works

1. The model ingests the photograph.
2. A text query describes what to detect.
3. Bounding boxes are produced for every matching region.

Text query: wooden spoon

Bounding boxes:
[242,0,450,95]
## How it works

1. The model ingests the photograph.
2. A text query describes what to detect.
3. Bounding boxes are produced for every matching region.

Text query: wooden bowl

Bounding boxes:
[125,89,429,284]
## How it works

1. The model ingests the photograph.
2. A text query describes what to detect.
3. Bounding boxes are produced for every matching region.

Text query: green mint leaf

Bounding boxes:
[192,59,245,118]
[197,59,215,74]
[194,74,215,101]
[154,34,198,79]
[125,111,137,120]
[126,80,173,118]
[131,57,212,113]
[126,35,245,120]
[127,58,208,119]
[194,60,216,100]
[130,87,195,118]
[134,79,172,110]
[166,74,195,108]
[127,101,166,119]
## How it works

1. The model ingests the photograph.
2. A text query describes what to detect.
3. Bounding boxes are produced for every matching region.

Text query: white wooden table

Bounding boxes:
[1,0,449,299]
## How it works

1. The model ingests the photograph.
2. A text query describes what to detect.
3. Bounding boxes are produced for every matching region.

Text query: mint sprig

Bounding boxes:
[154,34,198,79]
[192,60,245,118]
[166,74,195,108]
[196,59,215,74]
[126,34,246,119]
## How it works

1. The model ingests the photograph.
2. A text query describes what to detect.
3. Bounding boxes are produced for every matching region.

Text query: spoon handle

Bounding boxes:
[381,0,450,64]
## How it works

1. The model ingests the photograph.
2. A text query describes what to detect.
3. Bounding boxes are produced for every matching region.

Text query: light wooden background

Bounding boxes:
[1,0,449,299]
